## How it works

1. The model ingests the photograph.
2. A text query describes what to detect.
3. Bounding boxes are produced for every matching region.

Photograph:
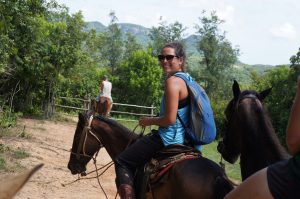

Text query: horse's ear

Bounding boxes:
[259,88,272,100]
[232,80,241,100]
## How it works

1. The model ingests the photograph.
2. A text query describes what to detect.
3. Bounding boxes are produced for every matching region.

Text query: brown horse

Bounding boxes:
[68,112,234,199]
[218,80,290,180]
[94,99,108,116]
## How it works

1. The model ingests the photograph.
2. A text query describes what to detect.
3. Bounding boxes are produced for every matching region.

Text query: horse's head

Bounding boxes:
[68,112,102,175]
[218,80,272,163]
[68,112,139,175]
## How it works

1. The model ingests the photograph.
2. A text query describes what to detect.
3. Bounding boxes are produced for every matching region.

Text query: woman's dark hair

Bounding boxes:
[162,42,186,71]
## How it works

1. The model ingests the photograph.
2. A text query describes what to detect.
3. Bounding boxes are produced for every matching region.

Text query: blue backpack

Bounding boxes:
[174,72,216,145]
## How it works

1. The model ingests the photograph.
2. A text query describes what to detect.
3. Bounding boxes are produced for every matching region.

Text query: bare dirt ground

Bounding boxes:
[0,117,118,199]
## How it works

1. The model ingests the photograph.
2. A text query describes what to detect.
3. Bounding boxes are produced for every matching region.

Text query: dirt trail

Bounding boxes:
[0,117,118,199]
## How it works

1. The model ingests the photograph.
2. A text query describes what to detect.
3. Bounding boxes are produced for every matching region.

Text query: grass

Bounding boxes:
[0,143,30,172]
[13,149,30,159]
[52,112,78,123]
[0,155,6,170]
[202,141,241,181]
[0,116,32,172]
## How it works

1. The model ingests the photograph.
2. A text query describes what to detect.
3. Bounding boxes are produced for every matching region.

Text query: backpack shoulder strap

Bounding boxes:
[174,73,191,135]
[173,72,190,85]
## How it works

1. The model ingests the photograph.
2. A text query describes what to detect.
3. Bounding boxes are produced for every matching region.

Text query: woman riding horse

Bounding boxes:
[114,42,215,198]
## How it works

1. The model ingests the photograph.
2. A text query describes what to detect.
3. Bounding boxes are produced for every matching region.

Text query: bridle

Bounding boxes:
[69,115,143,199]
[237,93,259,105]
[75,115,103,160]
[69,115,112,199]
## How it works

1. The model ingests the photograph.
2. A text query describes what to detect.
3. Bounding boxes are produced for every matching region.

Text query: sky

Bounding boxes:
[55,0,300,65]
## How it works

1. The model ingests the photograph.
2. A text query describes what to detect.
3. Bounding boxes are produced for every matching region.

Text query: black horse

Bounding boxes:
[68,112,234,199]
[218,80,290,180]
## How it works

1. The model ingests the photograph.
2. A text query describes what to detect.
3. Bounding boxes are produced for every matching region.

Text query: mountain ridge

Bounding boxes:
[84,21,274,69]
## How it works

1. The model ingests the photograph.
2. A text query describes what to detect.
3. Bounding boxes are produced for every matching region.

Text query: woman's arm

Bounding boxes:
[286,77,300,155]
[139,76,187,127]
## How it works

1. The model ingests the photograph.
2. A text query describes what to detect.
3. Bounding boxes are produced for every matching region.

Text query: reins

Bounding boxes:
[218,138,226,170]
[123,124,145,149]
[133,124,146,137]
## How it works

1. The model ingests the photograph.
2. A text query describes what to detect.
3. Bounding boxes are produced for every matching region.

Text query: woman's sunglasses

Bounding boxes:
[157,55,179,61]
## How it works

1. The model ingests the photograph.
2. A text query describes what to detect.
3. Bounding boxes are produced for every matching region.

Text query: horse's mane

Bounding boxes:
[94,115,139,140]
[237,91,289,158]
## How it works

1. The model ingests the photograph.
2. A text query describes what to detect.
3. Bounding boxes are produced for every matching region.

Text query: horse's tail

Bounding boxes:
[213,174,235,199]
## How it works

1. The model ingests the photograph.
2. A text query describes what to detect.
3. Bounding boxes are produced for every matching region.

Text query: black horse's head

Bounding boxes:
[67,112,102,175]
[217,80,272,163]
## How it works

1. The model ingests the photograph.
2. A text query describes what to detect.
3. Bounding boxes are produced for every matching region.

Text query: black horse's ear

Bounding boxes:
[259,88,272,100]
[232,80,241,100]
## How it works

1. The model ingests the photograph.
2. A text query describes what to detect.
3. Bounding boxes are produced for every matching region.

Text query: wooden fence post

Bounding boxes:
[83,94,91,112]
[52,96,56,116]
[87,94,91,111]
[151,104,154,116]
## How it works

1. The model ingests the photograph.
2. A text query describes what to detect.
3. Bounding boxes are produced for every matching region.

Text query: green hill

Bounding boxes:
[84,21,106,32]
[118,23,151,46]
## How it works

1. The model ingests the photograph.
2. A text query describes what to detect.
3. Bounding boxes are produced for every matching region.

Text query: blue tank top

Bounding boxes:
[158,95,190,146]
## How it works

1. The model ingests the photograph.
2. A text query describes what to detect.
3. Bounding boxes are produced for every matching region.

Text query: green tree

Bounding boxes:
[251,65,294,144]
[99,11,123,74]
[0,1,89,118]
[148,20,186,56]
[84,29,102,64]
[0,0,49,113]
[248,48,300,145]
[123,33,142,58]
[113,49,163,114]
[290,47,300,78]
[194,11,239,100]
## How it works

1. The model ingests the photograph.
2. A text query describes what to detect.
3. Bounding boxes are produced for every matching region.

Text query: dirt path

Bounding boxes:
[0,117,118,199]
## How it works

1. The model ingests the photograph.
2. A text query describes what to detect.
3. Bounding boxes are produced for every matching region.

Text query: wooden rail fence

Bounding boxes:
[53,96,156,122]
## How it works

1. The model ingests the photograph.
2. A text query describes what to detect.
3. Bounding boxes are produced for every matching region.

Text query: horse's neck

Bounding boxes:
[239,110,289,178]
[241,112,279,149]
[94,123,135,161]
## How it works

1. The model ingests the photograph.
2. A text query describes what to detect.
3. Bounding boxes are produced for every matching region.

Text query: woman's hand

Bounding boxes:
[139,117,151,127]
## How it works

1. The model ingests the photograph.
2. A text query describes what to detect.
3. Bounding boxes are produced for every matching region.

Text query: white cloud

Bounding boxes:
[270,22,297,40]
[176,0,210,8]
[216,5,235,25]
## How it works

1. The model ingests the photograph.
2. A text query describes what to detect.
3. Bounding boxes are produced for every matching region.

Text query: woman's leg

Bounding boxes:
[106,98,112,116]
[224,168,273,199]
[115,133,164,195]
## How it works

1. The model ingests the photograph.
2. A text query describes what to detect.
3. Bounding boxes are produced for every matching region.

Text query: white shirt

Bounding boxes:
[101,80,112,99]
